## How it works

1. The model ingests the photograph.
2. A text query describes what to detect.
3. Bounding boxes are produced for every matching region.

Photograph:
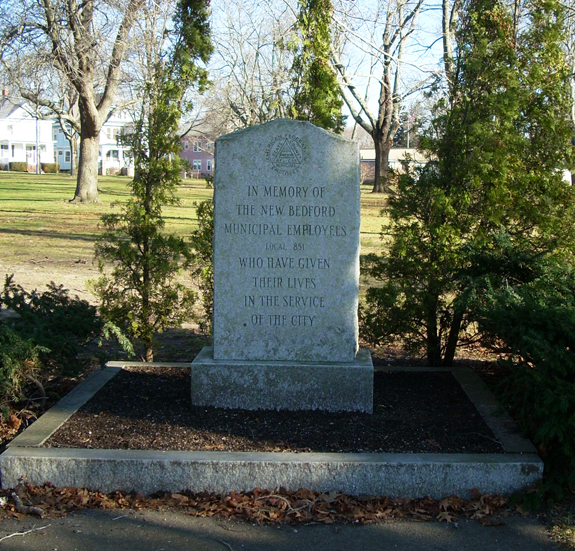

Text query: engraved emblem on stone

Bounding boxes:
[265,134,306,174]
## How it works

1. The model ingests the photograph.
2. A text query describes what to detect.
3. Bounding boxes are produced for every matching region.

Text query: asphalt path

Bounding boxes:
[0,510,561,550]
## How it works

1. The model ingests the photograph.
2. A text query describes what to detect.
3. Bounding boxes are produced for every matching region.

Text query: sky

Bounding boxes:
[206,0,447,126]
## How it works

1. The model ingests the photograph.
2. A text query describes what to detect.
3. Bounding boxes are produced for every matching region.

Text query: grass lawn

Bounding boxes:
[0,173,214,301]
[0,172,389,301]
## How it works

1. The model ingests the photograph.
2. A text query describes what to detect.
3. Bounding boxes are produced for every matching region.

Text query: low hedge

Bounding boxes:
[9,162,28,172]
[41,163,59,174]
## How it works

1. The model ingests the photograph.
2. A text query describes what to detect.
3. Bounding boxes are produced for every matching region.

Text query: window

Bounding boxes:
[106,128,112,139]
[7,125,13,135]
[58,150,63,156]
[53,130,58,141]
[0,144,8,153]
[112,128,119,139]
[65,151,71,163]
[206,159,212,172]
[106,150,119,160]
[206,142,213,151]
[193,141,201,152]
[183,141,189,150]
[193,159,202,171]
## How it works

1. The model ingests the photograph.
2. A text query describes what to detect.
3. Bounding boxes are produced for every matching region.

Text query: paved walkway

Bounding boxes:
[0,510,560,550]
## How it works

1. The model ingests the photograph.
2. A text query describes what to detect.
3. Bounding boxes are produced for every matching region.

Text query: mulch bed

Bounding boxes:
[46,366,504,454]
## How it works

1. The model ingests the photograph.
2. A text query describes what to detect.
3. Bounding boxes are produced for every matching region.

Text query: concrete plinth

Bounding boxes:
[191,347,373,412]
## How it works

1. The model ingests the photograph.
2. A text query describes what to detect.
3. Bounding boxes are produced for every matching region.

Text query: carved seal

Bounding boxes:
[265,134,307,175]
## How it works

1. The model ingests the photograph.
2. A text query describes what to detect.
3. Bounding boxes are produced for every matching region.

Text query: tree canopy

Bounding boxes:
[290,0,345,132]
[361,0,575,366]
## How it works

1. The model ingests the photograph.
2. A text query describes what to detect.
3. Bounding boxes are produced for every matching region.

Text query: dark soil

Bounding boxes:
[46,365,504,454]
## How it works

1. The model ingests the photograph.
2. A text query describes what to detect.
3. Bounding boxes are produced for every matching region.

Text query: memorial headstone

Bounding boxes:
[191,119,373,412]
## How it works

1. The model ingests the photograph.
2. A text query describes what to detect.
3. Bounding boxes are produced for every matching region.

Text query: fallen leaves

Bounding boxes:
[0,412,24,443]
[437,511,457,523]
[6,414,22,432]
[0,483,511,526]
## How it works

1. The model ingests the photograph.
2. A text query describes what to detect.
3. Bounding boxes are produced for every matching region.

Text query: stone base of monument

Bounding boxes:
[190,347,373,413]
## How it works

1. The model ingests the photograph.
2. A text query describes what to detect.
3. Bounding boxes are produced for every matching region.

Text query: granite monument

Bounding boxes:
[191,119,373,412]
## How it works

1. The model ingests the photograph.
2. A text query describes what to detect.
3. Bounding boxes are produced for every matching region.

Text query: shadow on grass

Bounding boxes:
[0,227,98,242]
[97,188,130,197]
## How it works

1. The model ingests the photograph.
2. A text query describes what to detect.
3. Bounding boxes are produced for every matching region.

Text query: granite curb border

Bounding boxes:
[0,362,543,499]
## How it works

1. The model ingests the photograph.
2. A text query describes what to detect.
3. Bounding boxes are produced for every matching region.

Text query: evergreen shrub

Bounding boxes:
[1,276,106,376]
[190,199,213,334]
[9,162,27,172]
[0,323,47,417]
[477,269,575,497]
[41,163,59,173]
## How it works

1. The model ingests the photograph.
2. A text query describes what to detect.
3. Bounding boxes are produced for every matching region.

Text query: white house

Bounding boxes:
[0,96,55,169]
[54,109,133,175]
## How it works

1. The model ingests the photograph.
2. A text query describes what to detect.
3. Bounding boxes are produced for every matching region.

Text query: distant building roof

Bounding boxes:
[360,148,428,163]
[0,98,23,119]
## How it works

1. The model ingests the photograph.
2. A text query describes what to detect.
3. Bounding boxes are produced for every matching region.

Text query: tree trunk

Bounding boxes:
[372,134,391,193]
[72,133,100,202]
[142,229,153,362]
[443,0,456,99]
[70,136,79,177]
[71,98,101,203]
[144,344,154,362]
[442,308,464,367]
[425,290,443,367]
[426,324,443,367]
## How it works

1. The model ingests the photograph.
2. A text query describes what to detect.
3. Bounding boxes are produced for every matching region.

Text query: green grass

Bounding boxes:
[0,173,389,269]
[360,182,389,257]
[0,172,215,268]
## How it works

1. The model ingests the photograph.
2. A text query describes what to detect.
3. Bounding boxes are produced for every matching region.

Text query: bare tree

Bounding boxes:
[442,0,462,97]
[24,75,80,176]
[332,0,427,193]
[0,0,146,202]
[122,0,176,98]
[119,0,209,145]
[208,0,296,131]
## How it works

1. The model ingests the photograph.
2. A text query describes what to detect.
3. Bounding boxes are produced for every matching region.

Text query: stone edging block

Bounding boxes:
[0,362,543,499]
